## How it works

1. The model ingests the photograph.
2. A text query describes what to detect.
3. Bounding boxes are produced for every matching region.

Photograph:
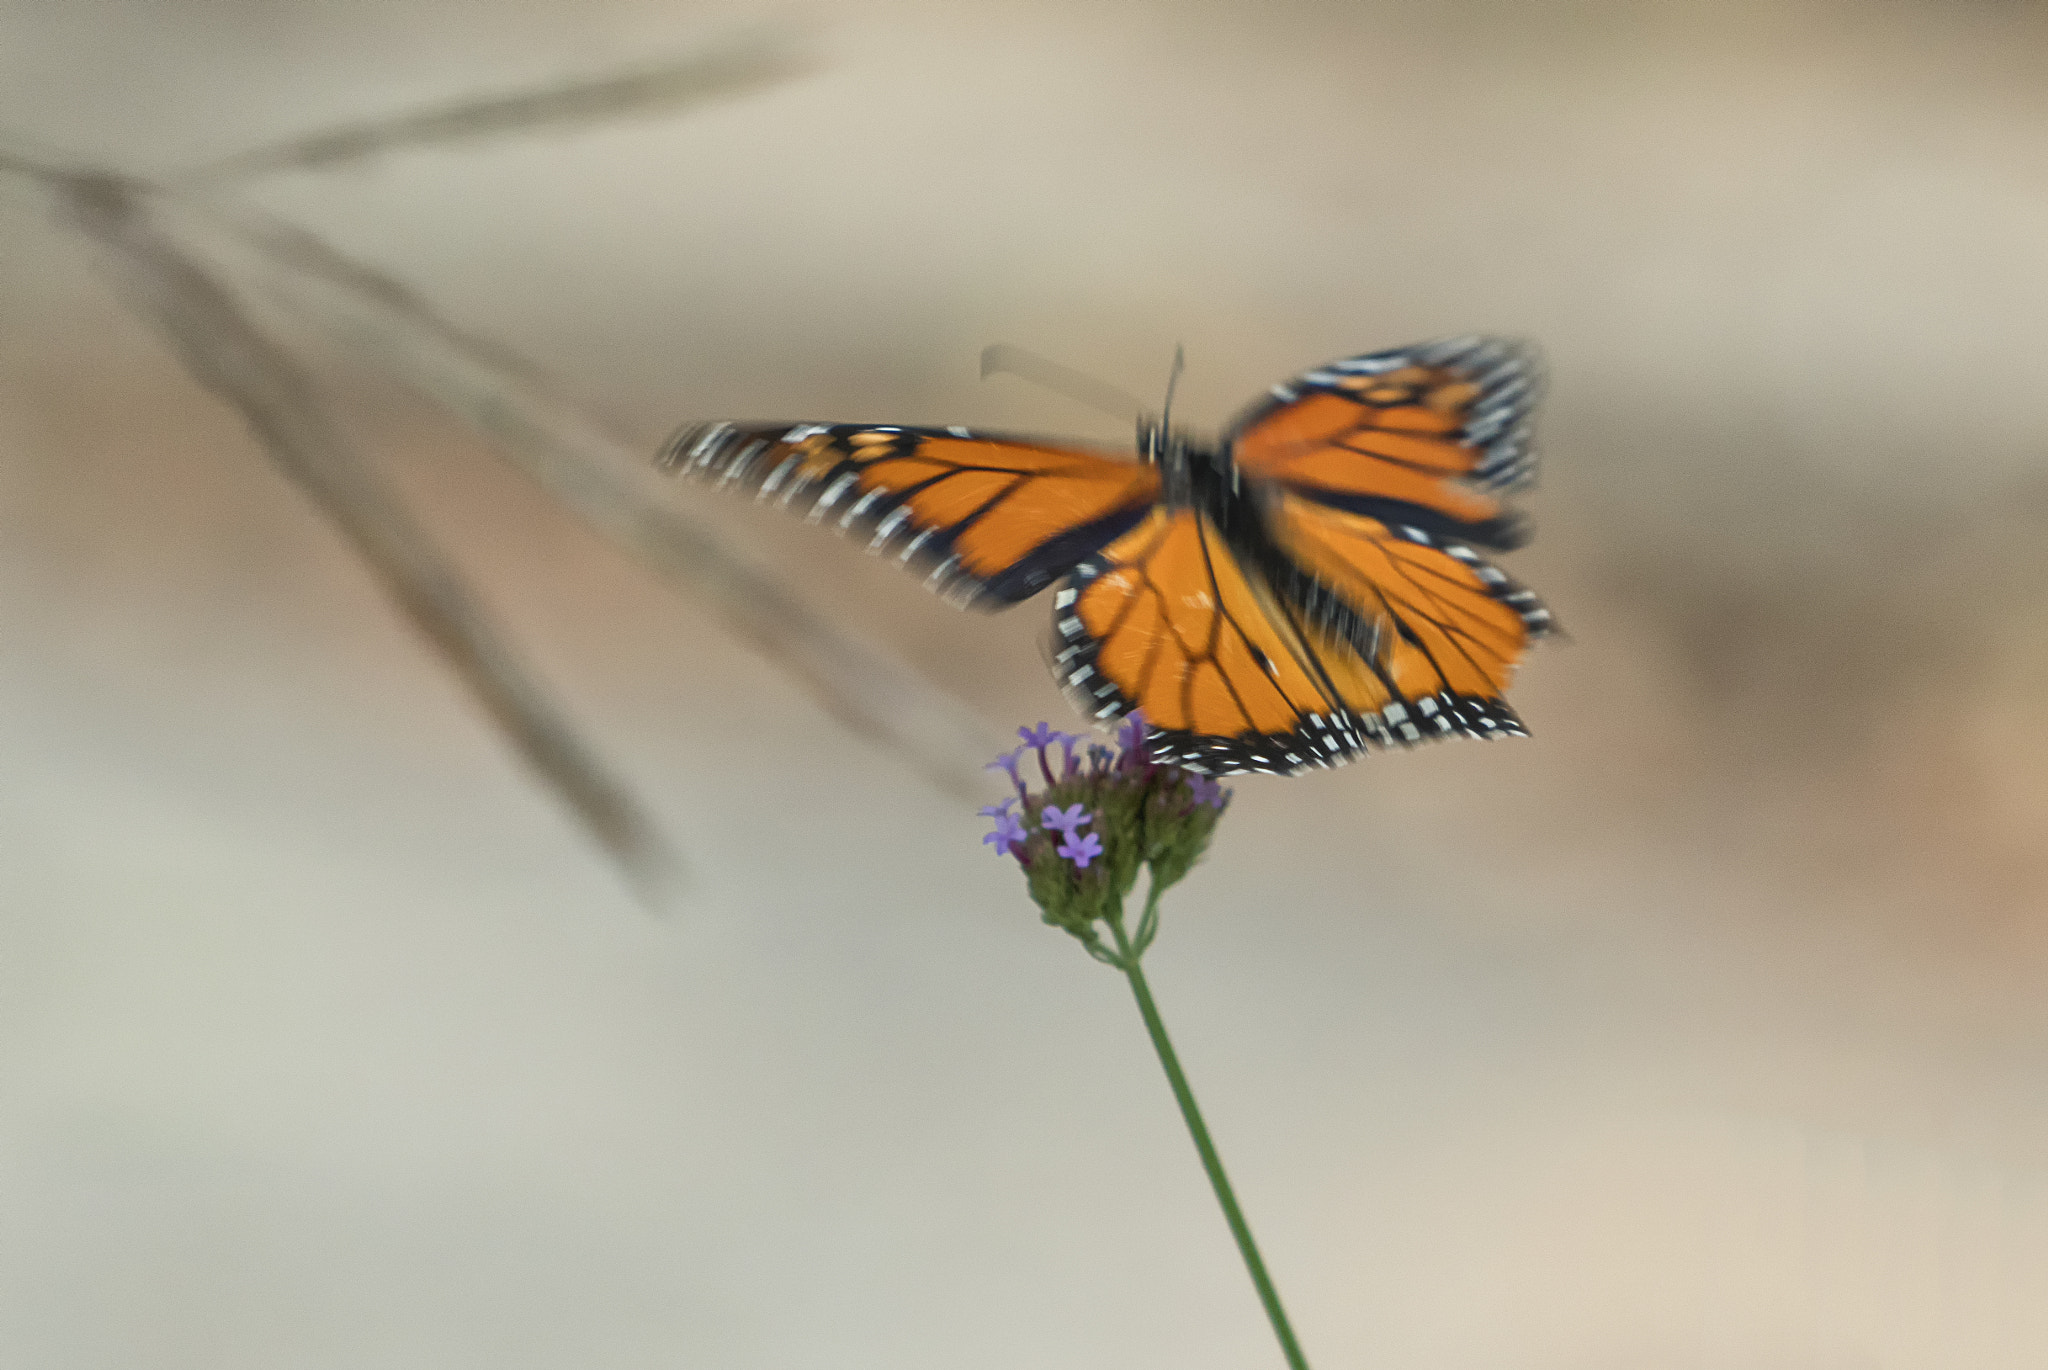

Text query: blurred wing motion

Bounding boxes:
[1229,335,1541,549]
[1053,502,1549,774]
[1052,334,1550,775]
[661,422,1160,605]
[663,336,1551,777]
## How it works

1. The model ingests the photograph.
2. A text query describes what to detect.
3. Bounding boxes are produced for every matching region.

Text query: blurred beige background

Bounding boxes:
[5,1,2048,1367]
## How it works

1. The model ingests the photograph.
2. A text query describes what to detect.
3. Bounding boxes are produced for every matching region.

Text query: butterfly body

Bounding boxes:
[662,337,1552,775]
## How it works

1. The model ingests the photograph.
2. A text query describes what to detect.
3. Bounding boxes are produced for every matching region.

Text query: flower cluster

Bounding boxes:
[980,713,1230,947]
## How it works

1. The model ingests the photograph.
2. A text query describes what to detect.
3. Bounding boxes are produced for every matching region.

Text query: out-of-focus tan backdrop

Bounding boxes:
[5,1,2048,1366]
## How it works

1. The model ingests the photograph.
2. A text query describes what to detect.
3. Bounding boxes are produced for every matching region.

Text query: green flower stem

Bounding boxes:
[1108,902,1311,1370]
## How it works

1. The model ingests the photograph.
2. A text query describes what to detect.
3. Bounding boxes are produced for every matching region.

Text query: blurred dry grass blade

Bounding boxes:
[171,192,1006,800]
[182,33,807,183]
[49,169,686,907]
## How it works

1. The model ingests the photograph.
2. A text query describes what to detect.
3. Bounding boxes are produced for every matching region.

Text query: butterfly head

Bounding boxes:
[1138,417,1233,510]
[1139,343,1211,504]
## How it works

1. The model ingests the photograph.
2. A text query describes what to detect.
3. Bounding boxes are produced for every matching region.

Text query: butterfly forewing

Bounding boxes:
[1228,336,1542,549]
[662,422,1160,605]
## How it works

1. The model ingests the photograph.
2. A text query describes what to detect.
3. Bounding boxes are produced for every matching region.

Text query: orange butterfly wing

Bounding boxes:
[662,422,1161,605]
[1052,503,1547,774]
[1228,336,1540,549]
[662,339,1549,776]
[1052,337,1551,774]
[1261,492,1551,731]
[1053,508,1364,769]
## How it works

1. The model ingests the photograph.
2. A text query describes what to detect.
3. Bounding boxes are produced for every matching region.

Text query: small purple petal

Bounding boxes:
[1115,711,1156,771]
[1039,803,1092,835]
[984,747,1027,798]
[1013,724,1064,786]
[1057,830,1105,869]
[978,799,1016,818]
[981,811,1028,853]
[1018,723,1060,749]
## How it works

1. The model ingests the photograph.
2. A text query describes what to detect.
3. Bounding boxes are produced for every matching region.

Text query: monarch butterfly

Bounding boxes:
[659,336,1552,775]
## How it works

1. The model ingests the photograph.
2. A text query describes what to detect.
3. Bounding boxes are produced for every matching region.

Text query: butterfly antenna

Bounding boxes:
[1160,344,1185,433]
[978,344,1143,423]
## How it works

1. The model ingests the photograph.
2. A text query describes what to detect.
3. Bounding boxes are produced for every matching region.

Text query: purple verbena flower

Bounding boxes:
[983,714,1228,934]
[984,747,1026,799]
[1016,722,1067,785]
[1057,830,1105,869]
[1039,803,1092,836]
[1115,710,1153,769]
[982,809,1029,855]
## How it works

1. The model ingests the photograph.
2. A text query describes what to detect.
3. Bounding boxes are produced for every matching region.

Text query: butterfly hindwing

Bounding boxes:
[1051,508,1376,774]
[1227,336,1541,549]
[662,422,1161,606]
[1050,499,1551,775]
[1263,491,1551,738]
